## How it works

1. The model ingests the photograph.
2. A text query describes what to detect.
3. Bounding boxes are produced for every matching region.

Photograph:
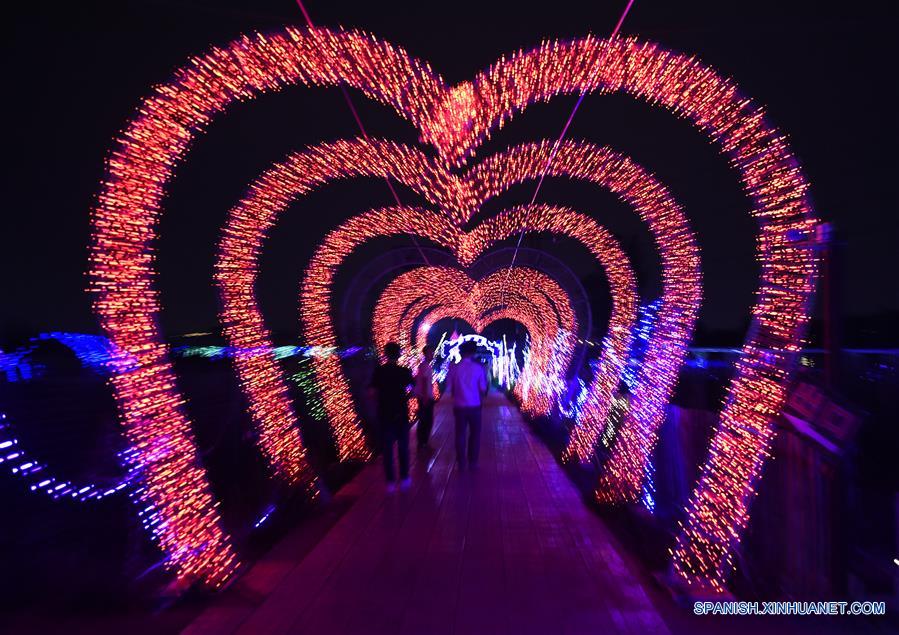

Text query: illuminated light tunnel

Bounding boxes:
[88,27,820,591]
[228,137,693,509]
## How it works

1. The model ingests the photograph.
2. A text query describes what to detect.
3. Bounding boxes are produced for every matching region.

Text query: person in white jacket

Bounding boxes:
[445,341,489,469]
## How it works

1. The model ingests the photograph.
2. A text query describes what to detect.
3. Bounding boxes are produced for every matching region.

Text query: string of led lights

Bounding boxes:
[90,27,819,590]
[0,411,133,502]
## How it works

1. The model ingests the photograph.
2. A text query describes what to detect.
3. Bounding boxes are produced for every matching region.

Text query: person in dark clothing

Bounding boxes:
[370,342,414,492]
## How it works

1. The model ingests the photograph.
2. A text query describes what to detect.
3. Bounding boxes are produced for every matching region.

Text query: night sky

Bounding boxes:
[3,0,896,346]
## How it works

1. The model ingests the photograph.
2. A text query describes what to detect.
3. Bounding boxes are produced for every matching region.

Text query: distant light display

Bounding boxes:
[425,303,544,406]
[442,335,508,377]
[89,27,819,590]
[370,265,579,416]
[172,344,361,361]
[438,334,499,362]
[432,334,521,392]
[416,296,565,416]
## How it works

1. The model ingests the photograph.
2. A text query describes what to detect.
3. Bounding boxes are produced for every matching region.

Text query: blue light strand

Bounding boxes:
[621,300,662,390]
[0,411,133,502]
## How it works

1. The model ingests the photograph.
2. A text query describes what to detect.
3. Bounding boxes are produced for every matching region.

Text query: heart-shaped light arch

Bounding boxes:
[411,278,572,369]
[372,265,573,421]
[370,265,578,416]
[90,27,818,590]
[372,266,576,362]
[414,297,563,416]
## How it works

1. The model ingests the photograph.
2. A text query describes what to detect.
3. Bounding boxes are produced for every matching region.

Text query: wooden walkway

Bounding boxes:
[184,393,669,635]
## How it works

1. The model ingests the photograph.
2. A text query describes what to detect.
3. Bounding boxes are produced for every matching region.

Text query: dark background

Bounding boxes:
[3,0,897,346]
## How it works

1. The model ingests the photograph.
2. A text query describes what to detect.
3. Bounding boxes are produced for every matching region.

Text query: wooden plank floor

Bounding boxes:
[184,393,669,635]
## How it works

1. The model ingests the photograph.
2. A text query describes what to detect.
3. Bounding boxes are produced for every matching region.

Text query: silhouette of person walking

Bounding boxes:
[370,342,414,492]
[445,340,489,469]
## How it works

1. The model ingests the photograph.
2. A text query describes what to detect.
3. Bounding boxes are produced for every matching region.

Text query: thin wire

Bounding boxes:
[294,0,431,265]
[501,0,636,301]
